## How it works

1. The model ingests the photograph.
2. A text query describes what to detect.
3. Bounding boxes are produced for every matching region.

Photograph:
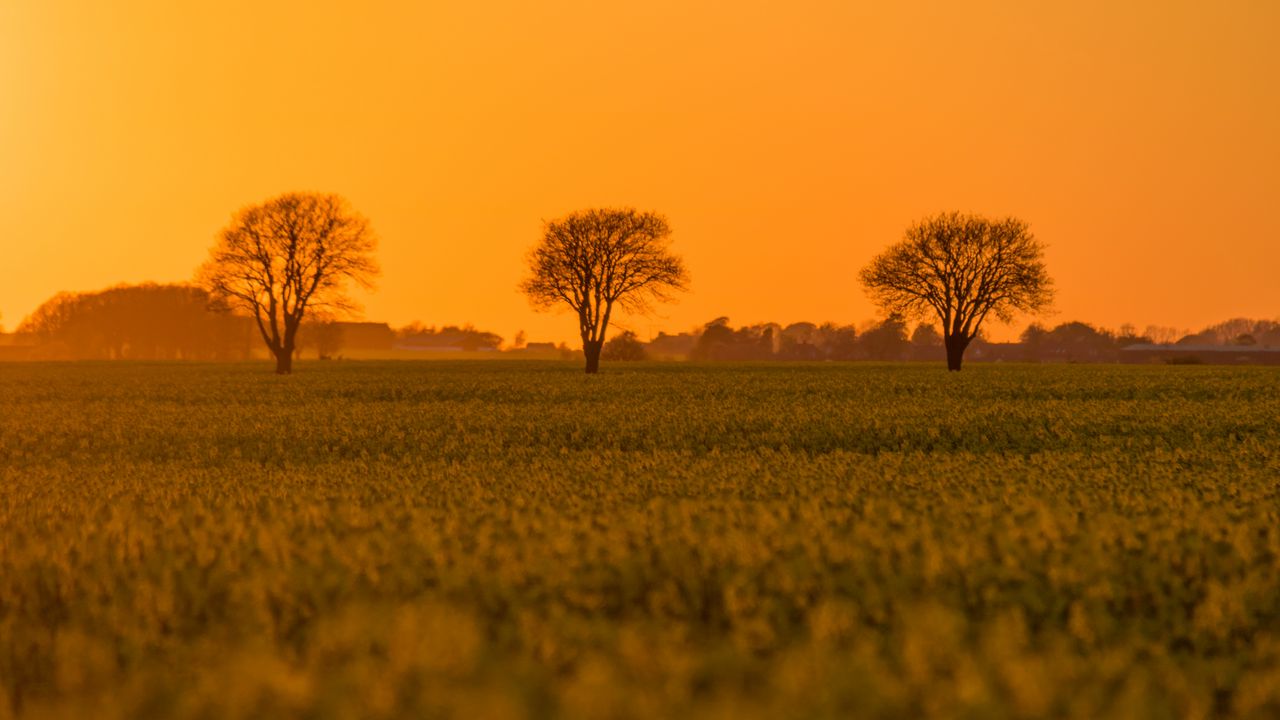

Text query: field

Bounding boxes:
[2,361,1279,719]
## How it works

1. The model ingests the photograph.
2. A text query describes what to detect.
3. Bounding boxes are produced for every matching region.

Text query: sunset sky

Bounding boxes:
[2,0,1277,343]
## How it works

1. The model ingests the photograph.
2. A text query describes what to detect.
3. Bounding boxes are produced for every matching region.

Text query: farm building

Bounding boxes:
[335,322,395,351]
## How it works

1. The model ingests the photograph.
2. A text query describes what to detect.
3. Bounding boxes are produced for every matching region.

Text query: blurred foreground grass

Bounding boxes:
[1,361,1278,719]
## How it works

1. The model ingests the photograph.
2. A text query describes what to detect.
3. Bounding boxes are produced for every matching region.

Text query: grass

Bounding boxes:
[2,361,1278,719]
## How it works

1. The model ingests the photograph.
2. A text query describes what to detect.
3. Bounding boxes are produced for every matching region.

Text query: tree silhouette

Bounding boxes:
[197,192,378,374]
[860,212,1053,371]
[296,317,345,359]
[909,323,944,360]
[859,314,910,361]
[520,208,688,373]
[601,330,648,361]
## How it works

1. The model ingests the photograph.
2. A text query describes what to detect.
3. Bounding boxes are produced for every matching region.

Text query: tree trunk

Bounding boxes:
[274,347,293,374]
[944,334,968,371]
[583,340,603,374]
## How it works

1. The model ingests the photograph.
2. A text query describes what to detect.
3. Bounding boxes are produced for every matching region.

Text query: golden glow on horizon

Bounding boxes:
[1,1,1277,343]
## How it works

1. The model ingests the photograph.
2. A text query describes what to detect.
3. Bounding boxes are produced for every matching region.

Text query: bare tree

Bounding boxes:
[1141,326,1179,345]
[860,212,1053,371]
[197,192,378,374]
[520,208,688,373]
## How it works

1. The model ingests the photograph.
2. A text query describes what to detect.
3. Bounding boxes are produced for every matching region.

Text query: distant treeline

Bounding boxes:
[3,281,1278,364]
[12,284,255,360]
[2,284,516,361]
[396,322,503,352]
[1007,319,1280,363]
[625,316,1280,364]
[637,317,943,362]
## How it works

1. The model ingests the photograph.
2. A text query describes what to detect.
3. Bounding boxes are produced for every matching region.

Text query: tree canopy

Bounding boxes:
[860,212,1053,370]
[197,192,378,374]
[521,208,688,373]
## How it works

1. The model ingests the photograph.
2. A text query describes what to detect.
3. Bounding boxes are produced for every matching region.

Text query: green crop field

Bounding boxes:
[2,361,1278,719]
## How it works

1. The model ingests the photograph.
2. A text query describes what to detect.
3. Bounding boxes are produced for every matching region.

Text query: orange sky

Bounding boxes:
[2,0,1277,344]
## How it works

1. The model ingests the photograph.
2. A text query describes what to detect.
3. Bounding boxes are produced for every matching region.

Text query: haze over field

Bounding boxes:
[2,1,1278,342]
[6,4,1280,717]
